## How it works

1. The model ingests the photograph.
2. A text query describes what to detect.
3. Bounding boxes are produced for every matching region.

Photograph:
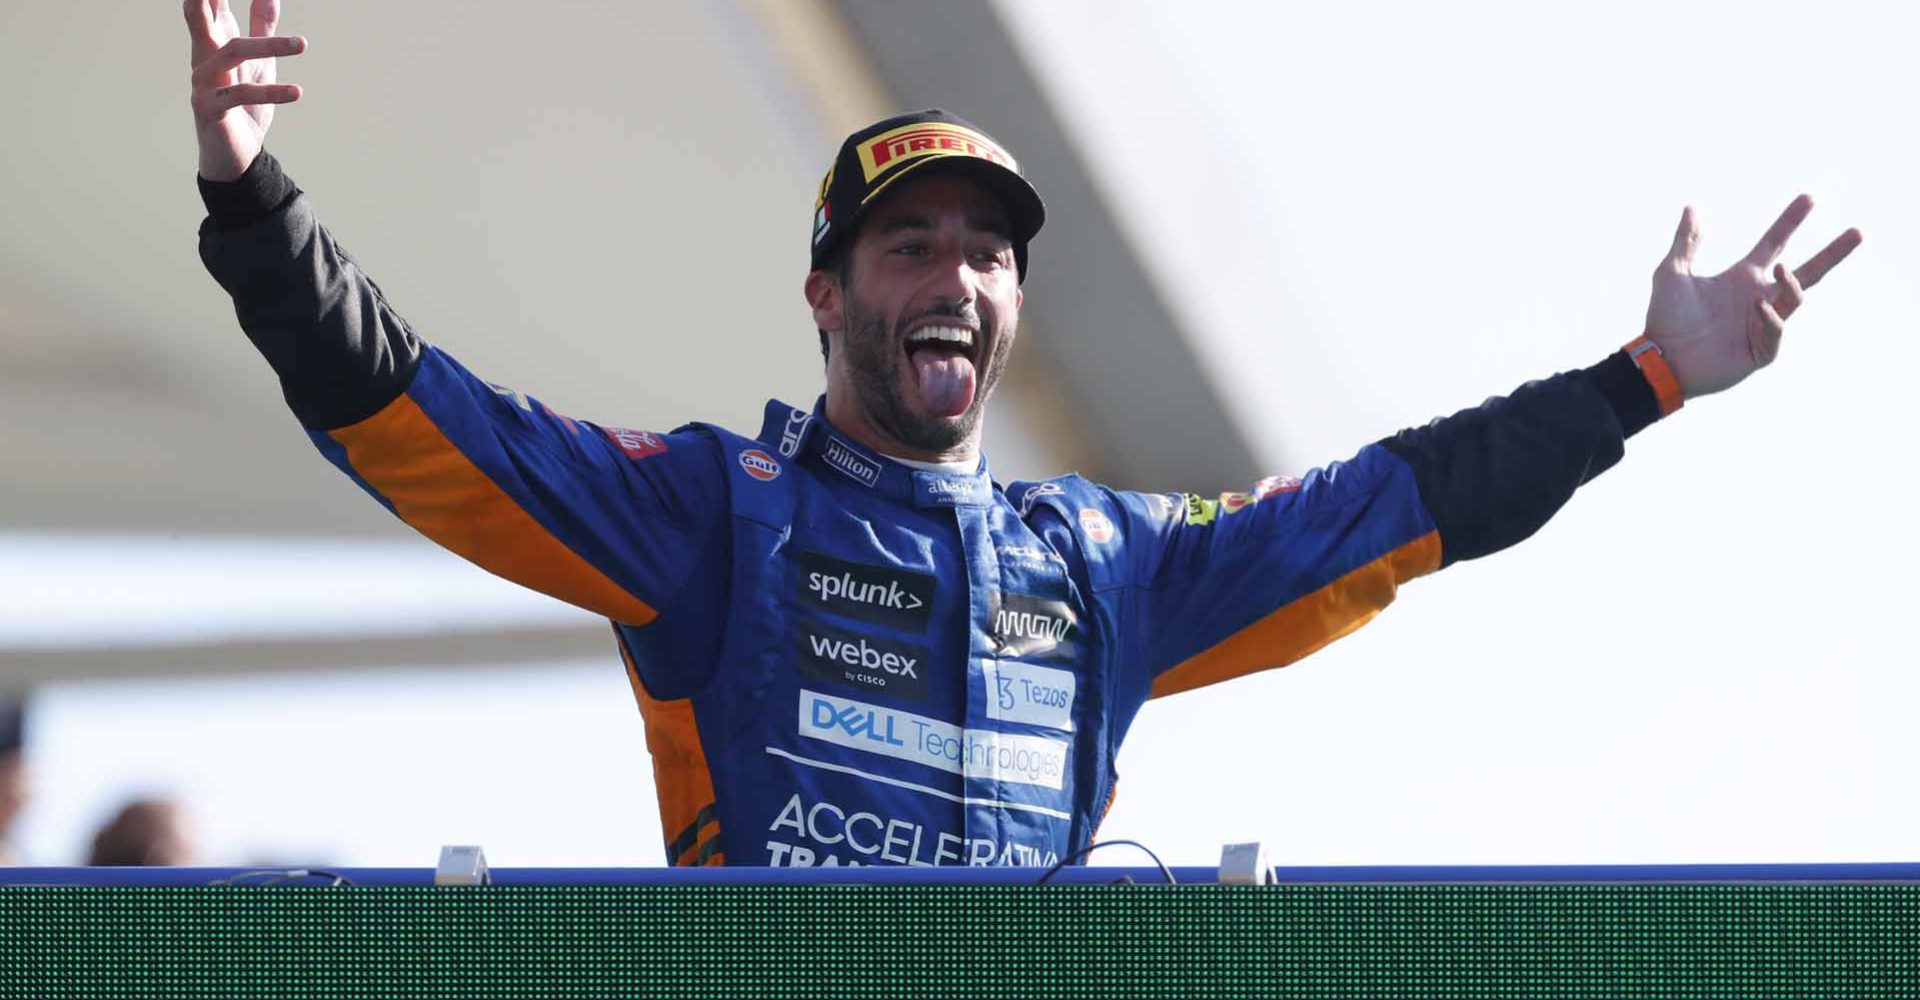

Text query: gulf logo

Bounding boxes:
[739,449,781,482]
[1078,508,1115,544]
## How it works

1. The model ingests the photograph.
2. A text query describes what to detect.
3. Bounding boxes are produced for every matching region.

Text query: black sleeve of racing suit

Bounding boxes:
[1378,350,1663,569]
[196,150,423,431]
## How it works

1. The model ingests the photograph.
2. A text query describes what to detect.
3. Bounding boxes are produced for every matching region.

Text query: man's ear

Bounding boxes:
[804,269,842,333]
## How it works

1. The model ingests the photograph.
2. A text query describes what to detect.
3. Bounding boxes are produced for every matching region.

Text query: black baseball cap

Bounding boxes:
[810,110,1046,281]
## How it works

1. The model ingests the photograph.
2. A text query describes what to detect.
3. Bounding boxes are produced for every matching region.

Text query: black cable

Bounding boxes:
[208,868,354,887]
[1034,839,1176,886]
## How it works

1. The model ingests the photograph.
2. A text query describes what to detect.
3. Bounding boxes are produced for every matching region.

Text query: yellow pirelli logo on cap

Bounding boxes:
[857,122,1018,187]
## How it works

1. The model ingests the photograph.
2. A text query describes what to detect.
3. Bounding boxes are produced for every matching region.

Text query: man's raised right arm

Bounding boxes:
[187,1,731,640]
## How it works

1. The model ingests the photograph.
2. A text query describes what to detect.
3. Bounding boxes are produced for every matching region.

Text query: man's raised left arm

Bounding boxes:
[1115,197,1860,699]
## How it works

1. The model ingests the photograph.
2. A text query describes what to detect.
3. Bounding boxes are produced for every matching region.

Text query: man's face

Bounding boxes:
[811,173,1023,457]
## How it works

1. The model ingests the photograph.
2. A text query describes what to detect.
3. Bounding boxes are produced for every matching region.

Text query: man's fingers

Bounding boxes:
[1794,227,1864,290]
[202,82,303,113]
[191,34,306,85]
[250,0,280,39]
[184,0,221,64]
[1666,205,1700,272]
[1771,263,1805,321]
[184,0,216,45]
[1752,298,1785,368]
[1743,193,1814,269]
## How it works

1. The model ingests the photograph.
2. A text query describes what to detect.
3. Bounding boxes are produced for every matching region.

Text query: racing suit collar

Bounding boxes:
[758,398,995,509]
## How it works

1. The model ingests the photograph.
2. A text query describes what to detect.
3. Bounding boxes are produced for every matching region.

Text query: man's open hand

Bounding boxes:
[1644,197,1862,400]
[187,0,306,182]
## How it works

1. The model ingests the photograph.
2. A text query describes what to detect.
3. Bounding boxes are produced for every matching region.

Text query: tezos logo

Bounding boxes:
[1078,508,1115,544]
[739,449,781,482]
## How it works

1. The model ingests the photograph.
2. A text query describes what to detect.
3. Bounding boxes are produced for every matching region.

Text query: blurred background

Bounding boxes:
[1,0,1913,868]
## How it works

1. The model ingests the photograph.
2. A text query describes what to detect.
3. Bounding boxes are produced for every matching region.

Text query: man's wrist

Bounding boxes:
[1624,336,1685,420]
[1583,347,1665,439]
[197,150,297,231]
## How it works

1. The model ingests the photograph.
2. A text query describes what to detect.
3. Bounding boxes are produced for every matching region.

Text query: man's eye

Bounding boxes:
[892,243,928,256]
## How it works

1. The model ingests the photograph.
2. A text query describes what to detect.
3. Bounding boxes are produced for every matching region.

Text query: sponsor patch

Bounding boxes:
[798,689,1068,790]
[915,473,989,507]
[779,408,811,458]
[1015,482,1064,518]
[1254,475,1303,499]
[996,545,1063,567]
[796,551,936,631]
[983,660,1076,732]
[604,426,667,460]
[822,437,880,488]
[739,449,781,482]
[795,618,930,703]
[988,591,1080,662]
[1183,493,1217,526]
[856,122,1019,186]
[1078,508,1115,544]
[764,792,1059,868]
[1218,492,1254,515]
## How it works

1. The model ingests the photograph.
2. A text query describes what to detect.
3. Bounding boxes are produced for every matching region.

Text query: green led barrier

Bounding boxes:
[3,884,1918,997]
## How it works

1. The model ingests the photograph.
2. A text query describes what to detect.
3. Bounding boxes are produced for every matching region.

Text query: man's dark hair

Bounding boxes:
[814,238,855,367]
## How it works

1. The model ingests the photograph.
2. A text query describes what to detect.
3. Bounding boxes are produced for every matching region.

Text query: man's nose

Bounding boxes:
[925,245,978,305]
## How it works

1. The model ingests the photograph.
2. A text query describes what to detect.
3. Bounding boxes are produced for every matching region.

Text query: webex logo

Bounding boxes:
[795,551,936,630]
[795,619,931,703]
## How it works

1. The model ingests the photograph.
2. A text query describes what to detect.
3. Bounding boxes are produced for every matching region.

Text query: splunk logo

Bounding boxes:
[795,619,931,703]
[795,551,936,630]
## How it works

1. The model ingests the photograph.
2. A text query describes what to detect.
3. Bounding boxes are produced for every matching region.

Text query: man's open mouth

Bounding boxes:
[904,324,979,418]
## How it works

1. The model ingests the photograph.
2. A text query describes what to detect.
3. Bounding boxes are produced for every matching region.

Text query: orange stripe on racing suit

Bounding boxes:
[328,391,659,626]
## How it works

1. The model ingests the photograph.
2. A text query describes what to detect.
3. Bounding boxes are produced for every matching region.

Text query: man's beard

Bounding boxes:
[839,291,1013,456]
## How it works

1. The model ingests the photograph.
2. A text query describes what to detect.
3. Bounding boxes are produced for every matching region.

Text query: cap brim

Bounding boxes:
[869,153,1046,251]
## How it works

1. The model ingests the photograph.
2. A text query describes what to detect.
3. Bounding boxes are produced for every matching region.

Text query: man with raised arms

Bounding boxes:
[186,0,1861,867]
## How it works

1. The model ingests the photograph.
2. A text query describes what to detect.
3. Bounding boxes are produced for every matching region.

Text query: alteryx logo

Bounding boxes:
[795,552,936,630]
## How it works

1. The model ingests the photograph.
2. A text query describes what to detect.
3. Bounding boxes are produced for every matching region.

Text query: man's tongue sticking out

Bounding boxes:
[910,346,976,418]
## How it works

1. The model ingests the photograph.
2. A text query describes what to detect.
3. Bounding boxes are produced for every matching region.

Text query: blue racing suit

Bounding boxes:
[198,153,1666,867]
